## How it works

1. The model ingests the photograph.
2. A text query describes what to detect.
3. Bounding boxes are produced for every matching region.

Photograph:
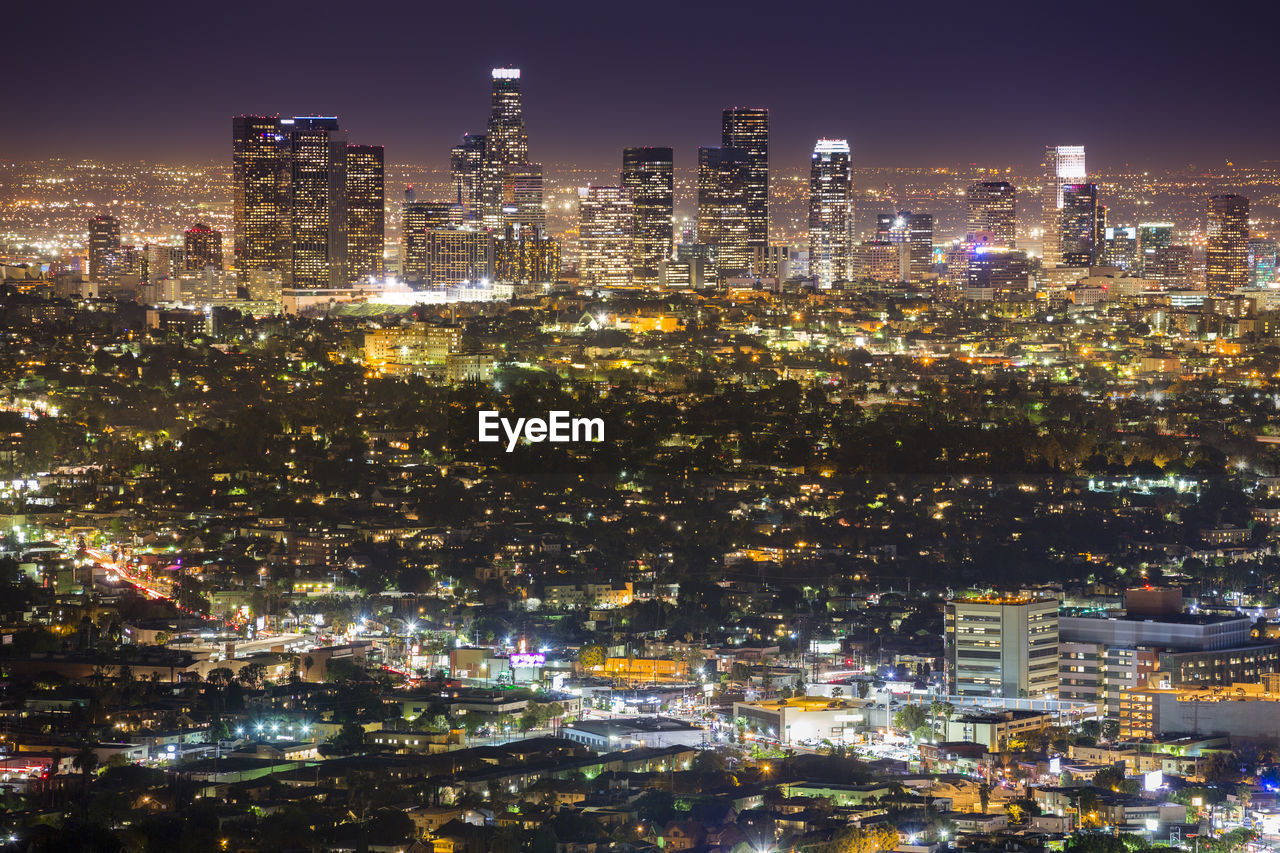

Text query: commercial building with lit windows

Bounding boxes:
[578,185,634,288]
[622,147,674,287]
[944,595,1060,699]
[808,138,852,289]
[1041,144,1086,266]
[1206,194,1249,293]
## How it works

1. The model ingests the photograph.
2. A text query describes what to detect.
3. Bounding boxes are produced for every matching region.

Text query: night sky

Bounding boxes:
[8,0,1278,172]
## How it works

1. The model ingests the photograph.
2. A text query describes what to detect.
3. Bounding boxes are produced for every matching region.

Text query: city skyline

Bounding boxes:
[8,0,1280,171]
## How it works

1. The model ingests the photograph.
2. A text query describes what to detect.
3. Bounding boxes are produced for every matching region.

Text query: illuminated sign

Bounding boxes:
[510,653,545,667]
[491,68,521,79]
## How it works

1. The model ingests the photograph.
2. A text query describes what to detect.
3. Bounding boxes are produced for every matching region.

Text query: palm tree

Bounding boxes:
[72,744,98,820]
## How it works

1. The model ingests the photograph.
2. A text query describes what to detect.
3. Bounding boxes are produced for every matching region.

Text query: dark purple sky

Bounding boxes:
[8,0,1277,172]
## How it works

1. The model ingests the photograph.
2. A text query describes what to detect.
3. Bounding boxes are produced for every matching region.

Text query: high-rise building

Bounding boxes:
[1145,246,1192,287]
[1207,194,1250,293]
[183,223,223,270]
[622,147,674,287]
[346,144,385,280]
[402,202,463,280]
[449,133,486,222]
[479,68,541,230]
[1139,222,1174,273]
[876,211,933,281]
[697,147,752,274]
[1041,145,1086,266]
[1249,237,1277,286]
[807,138,852,289]
[945,595,1060,699]
[578,186,634,289]
[233,114,380,288]
[721,108,769,253]
[501,163,544,230]
[1103,225,1138,271]
[284,117,348,289]
[965,181,1016,245]
[494,224,561,284]
[232,115,290,275]
[418,230,492,287]
[1060,183,1100,267]
[88,214,121,281]
[965,248,1034,300]
[850,241,909,283]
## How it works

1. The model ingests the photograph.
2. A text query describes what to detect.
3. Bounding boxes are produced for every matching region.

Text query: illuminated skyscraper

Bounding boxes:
[1060,183,1100,267]
[876,211,933,281]
[286,117,348,289]
[346,144,385,280]
[1103,225,1138,271]
[807,138,852,289]
[88,213,121,280]
[402,202,463,280]
[232,115,290,274]
[1249,237,1277,286]
[501,163,545,229]
[622,147,675,287]
[1041,144,1086,266]
[721,108,769,252]
[233,115,379,288]
[697,147,752,274]
[450,133,486,222]
[579,186,634,288]
[495,224,561,284]
[183,223,223,270]
[965,181,1016,245]
[1206,194,1249,293]
[479,68,541,230]
[421,230,493,286]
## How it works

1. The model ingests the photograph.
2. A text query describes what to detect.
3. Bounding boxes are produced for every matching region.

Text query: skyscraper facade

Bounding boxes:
[622,147,674,287]
[876,211,933,281]
[449,133,486,222]
[965,181,1016,245]
[286,117,348,289]
[807,139,852,289]
[945,595,1060,699]
[697,146,752,274]
[346,144,385,280]
[721,108,769,253]
[183,223,223,270]
[1060,183,1100,267]
[232,114,381,288]
[480,69,541,231]
[88,214,121,281]
[1041,145,1086,266]
[579,186,634,289]
[232,115,289,274]
[1206,194,1249,293]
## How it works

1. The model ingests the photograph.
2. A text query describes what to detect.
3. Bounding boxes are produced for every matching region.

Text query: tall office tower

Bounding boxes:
[449,133,486,222]
[1103,225,1138,271]
[622,147,675,287]
[1041,144,1086,266]
[1145,246,1193,287]
[578,186,634,288]
[501,163,545,229]
[876,211,932,281]
[183,223,223,270]
[346,144,385,280]
[807,139,853,289]
[480,68,540,230]
[965,248,1034,300]
[965,181,1016,245]
[851,241,910,283]
[143,244,184,283]
[1207,194,1250,293]
[945,595,1060,699]
[232,115,290,274]
[697,147,753,274]
[421,230,493,287]
[1138,222,1174,274]
[494,223,561,283]
[721,108,769,252]
[1059,183,1100,267]
[88,214,121,280]
[1249,237,1277,286]
[402,202,463,280]
[285,117,348,289]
